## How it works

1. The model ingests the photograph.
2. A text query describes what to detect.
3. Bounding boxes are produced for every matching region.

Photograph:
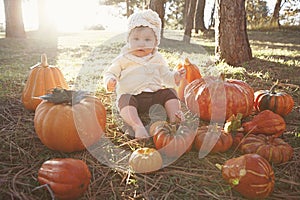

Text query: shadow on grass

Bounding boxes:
[243,57,300,86]
[160,37,214,55]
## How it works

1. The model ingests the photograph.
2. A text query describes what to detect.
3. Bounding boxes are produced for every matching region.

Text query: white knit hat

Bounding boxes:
[127,9,162,45]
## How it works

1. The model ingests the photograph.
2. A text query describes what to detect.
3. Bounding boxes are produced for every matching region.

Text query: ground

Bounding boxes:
[0,28,299,199]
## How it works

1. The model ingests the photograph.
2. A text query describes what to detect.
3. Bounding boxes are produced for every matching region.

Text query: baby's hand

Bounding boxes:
[177,68,186,78]
[107,78,117,92]
[174,68,186,85]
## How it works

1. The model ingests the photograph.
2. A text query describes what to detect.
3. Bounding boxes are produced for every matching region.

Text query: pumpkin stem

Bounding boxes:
[170,123,177,133]
[224,113,243,133]
[39,88,89,105]
[269,80,279,94]
[215,163,223,171]
[220,73,225,81]
[184,57,191,65]
[41,53,48,67]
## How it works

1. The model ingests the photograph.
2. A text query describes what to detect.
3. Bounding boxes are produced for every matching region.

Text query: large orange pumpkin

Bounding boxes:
[254,84,294,116]
[175,58,202,101]
[218,154,275,199]
[184,74,254,122]
[22,54,69,111]
[151,122,196,157]
[239,134,294,164]
[38,158,91,200]
[34,88,106,152]
[194,125,233,153]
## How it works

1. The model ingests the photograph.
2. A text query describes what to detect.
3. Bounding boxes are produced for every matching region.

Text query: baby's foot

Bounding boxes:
[175,111,185,122]
[134,126,149,139]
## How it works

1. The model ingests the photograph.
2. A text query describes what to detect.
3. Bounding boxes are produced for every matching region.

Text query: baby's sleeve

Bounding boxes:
[157,55,176,87]
[103,59,121,91]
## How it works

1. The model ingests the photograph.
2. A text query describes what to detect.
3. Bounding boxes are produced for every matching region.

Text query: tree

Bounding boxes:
[246,0,269,28]
[148,0,166,38]
[183,0,197,43]
[194,0,206,33]
[215,0,252,66]
[165,0,185,30]
[270,0,282,27]
[3,0,26,38]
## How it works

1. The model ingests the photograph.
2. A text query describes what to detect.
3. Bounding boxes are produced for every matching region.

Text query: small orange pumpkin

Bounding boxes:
[151,122,196,157]
[129,147,163,173]
[254,84,294,116]
[239,134,294,164]
[242,110,286,137]
[22,54,69,111]
[194,125,233,153]
[175,58,202,101]
[38,158,91,200]
[34,88,106,152]
[217,154,275,199]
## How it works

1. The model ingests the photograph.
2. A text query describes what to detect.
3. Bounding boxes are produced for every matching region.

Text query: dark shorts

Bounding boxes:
[118,88,178,115]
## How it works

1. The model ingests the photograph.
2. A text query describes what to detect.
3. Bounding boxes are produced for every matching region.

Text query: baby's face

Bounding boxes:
[128,26,157,57]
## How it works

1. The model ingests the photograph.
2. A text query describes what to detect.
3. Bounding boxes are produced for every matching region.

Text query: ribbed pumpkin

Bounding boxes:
[151,122,196,157]
[194,125,233,153]
[175,58,202,101]
[34,88,106,153]
[239,134,294,164]
[242,110,286,137]
[217,154,275,199]
[184,74,254,122]
[254,84,294,116]
[129,147,163,173]
[38,158,91,200]
[22,54,69,111]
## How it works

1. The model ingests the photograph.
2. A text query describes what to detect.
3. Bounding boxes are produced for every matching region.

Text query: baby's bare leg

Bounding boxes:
[119,105,148,138]
[165,99,185,123]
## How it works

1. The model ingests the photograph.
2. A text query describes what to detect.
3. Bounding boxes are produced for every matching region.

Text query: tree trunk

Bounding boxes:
[215,0,252,66]
[183,0,197,43]
[149,0,165,38]
[270,0,282,28]
[4,0,26,38]
[194,0,206,33]
[208,1,215,29]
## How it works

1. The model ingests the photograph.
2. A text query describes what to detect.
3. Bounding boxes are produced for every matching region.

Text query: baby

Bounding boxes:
[103,9,186,139]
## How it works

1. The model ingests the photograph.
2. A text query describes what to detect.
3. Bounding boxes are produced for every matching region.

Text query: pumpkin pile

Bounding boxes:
[21,55,296,199]
[22,54,107,199]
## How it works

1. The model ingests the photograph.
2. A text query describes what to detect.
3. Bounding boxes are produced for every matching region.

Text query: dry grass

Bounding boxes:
[0,28,299,200]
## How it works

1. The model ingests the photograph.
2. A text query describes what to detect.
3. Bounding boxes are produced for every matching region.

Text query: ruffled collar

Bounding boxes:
[120,44,158,65]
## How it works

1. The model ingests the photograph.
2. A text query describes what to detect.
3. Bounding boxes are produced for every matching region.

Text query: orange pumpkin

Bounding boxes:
[185,74,254,122]
[218,154,275,199]
[38,158,91,200]
[175,58,202,101]
[242,110,286,137]
[194,125,233,153]
[151,122,196,157]
[22,54,69,111]
[239,134,294,164]
[129,147,163,173]
[34,88,106,152]
[254,84,294,116]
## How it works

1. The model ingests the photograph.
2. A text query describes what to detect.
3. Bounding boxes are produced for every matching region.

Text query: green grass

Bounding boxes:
[0,28,299,199]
